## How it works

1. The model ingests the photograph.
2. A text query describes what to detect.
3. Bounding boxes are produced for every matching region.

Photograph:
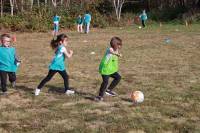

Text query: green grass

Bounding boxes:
[0,23,200,132]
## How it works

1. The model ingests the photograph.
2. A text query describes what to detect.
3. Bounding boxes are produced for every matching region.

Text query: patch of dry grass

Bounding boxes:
[0,24,200,132]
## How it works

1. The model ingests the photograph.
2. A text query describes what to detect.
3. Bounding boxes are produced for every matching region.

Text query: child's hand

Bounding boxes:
[69,50,73,55]
[16,62,20,66]
[118,53,122,57]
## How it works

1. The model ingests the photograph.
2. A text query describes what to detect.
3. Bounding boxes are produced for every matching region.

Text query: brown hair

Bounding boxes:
[50,34,68,49]
[1,33,11,40]
[110,37,122,50]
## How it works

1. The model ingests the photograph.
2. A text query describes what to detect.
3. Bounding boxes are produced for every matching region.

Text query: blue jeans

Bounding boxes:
[84,23,90,33]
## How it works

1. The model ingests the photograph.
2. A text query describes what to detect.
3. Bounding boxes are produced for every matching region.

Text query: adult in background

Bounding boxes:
[83,11,92,34]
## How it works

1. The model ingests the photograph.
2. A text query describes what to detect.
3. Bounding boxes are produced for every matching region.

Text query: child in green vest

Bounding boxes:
[95,37,122,101]
[35,34,75,96]
[0,34,20,95]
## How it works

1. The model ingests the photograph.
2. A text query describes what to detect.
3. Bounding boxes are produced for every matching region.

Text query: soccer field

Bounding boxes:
[0,24,200,133]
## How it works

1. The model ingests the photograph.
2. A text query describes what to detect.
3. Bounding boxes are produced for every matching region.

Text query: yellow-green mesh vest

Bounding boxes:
[99,48,118,75]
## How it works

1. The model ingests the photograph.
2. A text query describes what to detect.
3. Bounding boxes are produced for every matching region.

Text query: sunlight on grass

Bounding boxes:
[0,24,200,132]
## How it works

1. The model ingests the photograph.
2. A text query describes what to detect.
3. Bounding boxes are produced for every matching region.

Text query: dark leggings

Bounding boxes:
[98,72,121,97]
[37,70,69,92]
[0,70,16,92]
[142,20,145,27]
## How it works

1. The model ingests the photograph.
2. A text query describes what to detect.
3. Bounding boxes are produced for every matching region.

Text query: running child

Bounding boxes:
[95,37,122,101]
[35,34,75,96]
[139,10,148,28]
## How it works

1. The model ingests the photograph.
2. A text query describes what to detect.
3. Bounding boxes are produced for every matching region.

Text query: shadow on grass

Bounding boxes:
[46,85,96,100]
[12,85,134,103]
[46,85,65,94]
[15,84,96,101]
[75,91,96,101]
[120,97,133,103]
[14,85,37,100]
[16,85,34,94]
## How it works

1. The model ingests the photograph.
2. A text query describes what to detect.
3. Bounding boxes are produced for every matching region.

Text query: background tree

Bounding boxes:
[10,0,14,16]
[113,0,125,21]
[0,0,3,17]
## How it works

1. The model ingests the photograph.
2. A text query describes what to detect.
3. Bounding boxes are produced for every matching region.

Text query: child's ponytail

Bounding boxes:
[50,34,68,49]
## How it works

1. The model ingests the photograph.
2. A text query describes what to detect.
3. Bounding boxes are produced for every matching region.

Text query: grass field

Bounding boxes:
[0,24,200,133]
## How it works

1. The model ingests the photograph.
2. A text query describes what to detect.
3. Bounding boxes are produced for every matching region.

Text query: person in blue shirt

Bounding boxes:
[83,11,92,34]
[0,34,20,95]
[76,15,83,32]
[35,34,75,96]
[139,10,148,28]
[53,14,61,36]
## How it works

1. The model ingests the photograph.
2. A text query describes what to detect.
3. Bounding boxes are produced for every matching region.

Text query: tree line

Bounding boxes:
[0,0,199,31]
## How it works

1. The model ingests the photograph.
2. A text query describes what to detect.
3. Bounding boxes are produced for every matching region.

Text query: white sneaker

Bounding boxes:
[65,89,75,95]
[35,88,40,96]
[105,90,117,96]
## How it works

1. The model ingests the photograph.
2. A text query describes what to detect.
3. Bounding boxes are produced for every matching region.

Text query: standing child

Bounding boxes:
[76,15,83,32]
[83,11,92,34]
[35,34,75,96]
[139,10,148,28]
[53,14,61,36]
[95,37,122,101]
[0,34,20,95]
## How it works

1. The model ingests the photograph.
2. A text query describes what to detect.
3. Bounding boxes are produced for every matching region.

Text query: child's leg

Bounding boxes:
[77,25,79,32]
[55,25,59,36]
[84,23,88,33]
[86,23,90,33]
[53,24,59,36]
[53,24,56,35]
[8,72,16,87]
[84,24,86,33]
[98,75,109,97]
[58,70,69,92]
[8,72,16,83]
[37,70,57,89]
[142,20,145,27]
[107,72,121,91]
[80,24,83,32]
[0,70,8,92]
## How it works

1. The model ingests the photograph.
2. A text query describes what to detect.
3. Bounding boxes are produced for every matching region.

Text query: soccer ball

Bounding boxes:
[131,91,144,103]
[138,26,142,29]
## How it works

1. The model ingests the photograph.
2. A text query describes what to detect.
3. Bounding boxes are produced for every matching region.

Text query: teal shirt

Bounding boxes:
[49,45,66,71]
[140,13,147,21]
[84,13,91,24]
[76,17,83,24]
[0,47,17,72]
[53,15,60,23]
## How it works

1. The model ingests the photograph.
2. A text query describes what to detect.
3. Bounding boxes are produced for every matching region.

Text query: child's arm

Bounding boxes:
[109,48,122,57]
[62,47,73,58]
[14,51,21,66]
